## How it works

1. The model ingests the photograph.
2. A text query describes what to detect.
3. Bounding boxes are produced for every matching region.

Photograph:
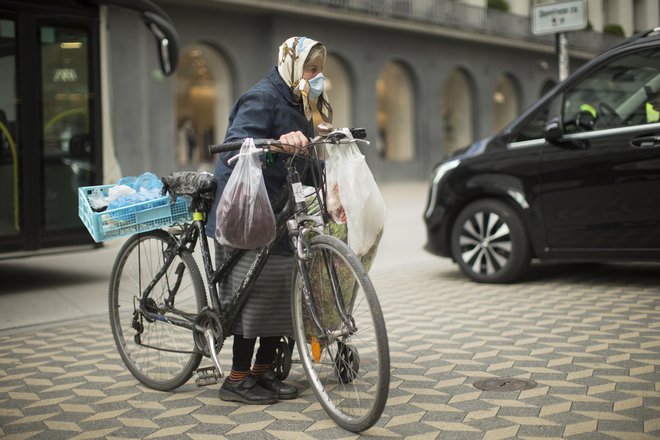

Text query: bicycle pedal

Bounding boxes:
[193,366,221,386]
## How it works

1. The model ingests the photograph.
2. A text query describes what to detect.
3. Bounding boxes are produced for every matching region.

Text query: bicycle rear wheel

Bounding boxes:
[292,235,389,432]
[109,229,206,391]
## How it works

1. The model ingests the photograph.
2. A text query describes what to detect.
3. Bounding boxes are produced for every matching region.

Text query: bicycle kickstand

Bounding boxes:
[192,330,224,387]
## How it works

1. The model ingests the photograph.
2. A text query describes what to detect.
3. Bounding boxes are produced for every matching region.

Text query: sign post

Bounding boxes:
[532,0,587,81]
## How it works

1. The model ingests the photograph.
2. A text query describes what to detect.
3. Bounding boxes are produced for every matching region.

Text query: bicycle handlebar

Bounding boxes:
[208,127,367,156]
[208,139,272,155]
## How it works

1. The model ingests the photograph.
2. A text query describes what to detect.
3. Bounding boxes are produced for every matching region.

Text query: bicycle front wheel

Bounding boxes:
[109,230,207,391]
[292,235,389,432]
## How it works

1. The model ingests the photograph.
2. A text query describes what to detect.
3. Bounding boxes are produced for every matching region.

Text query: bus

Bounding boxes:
[0,0,178,257]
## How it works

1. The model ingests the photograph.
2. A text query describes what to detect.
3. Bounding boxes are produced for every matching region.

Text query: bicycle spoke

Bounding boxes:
[109,230,206,391]
[292,235,389,432]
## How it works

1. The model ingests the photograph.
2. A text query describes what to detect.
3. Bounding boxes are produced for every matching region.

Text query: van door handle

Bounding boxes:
[630,135,660,149]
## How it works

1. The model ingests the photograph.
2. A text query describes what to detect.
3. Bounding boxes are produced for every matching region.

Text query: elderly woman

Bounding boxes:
[206,36,332,404]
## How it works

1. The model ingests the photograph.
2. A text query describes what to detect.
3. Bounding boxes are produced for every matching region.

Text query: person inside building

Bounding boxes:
[205,36,332,404]
[645,85,660,123]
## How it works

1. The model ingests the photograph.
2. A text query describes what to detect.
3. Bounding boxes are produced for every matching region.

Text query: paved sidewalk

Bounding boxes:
[2,181,660,438]
[2,259,660,439]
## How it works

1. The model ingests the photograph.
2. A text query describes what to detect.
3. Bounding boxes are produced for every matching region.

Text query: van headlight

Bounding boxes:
[425,159,460,218]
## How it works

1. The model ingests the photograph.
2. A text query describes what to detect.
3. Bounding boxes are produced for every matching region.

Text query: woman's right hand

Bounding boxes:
[276,131,308,154]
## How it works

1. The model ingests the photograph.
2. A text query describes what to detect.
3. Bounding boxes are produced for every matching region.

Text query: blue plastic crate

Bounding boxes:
[78,185,192,242]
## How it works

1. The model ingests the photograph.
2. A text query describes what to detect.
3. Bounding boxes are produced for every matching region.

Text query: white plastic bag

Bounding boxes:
[325,129,386,256]
[215,138,276,249]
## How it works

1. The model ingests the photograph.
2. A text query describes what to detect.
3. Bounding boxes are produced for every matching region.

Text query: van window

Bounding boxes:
[563,48,660,133]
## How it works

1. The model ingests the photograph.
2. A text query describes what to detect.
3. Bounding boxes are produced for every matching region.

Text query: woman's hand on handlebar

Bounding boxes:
[273,131,308,154]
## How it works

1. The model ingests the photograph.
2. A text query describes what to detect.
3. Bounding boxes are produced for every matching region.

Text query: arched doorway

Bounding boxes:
[323,54,352,129]
[492,74,520,133]
[176,43,231,171]
[442,68,473,156]
[376,61,414,162]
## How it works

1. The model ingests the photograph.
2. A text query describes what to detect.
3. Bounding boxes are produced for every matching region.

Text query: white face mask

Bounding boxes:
[308,73,324,99]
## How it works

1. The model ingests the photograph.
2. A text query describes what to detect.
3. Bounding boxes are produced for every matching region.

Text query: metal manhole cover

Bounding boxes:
[473,378,537,391]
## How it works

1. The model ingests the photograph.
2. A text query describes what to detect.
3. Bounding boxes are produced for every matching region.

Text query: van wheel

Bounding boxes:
[451,199,530,283]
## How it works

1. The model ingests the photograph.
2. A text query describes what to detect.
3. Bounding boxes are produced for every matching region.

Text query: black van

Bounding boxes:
[424,27,660,283]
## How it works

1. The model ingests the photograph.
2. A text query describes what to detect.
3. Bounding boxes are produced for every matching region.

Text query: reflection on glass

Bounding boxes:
[41,26,94,231]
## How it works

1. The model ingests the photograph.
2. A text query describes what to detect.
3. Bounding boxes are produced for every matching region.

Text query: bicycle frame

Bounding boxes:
[136,151,356,352]
[136,187,288,334]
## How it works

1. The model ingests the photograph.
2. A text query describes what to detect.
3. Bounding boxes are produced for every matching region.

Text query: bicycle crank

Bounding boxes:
[193,310,225,380]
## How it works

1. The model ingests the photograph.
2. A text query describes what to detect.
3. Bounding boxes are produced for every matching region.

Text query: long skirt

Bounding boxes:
[215,243,294,339]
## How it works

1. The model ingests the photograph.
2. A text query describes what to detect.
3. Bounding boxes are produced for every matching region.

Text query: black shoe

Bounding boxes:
[219,376,278,404]
[257,369,299,400]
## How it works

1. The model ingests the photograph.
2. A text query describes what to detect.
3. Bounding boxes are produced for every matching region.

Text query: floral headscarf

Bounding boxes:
[277,36,333,123]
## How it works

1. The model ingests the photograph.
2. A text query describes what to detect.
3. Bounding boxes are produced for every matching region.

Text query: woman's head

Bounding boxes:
[277,36,332,123]
[278,37,325,85]
[302,44,326,80]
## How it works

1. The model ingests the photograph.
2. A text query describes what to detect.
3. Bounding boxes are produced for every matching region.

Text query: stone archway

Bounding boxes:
[175,43,231,171]
[323,53,352,129]
[492,74,520,133]
[442,68,474,156]
[376,61,414,162]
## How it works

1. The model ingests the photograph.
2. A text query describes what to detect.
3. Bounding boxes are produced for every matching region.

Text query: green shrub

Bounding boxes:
[488,0,510,12]
[603,23,625,37]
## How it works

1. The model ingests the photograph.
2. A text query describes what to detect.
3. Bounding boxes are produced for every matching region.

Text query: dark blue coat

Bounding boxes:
[206,67,314,255]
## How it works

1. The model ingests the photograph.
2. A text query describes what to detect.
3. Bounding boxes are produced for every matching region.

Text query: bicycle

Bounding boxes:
[108,126,390,432]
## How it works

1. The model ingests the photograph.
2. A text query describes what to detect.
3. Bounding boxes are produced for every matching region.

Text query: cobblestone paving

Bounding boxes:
[1,260,659,439]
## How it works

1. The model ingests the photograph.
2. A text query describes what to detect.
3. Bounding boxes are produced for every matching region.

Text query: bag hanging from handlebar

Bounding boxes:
[325,129,386,256]
[215,138,276,249]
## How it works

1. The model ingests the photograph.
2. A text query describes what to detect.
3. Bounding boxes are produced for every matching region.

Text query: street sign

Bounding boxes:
[532,0,587,35]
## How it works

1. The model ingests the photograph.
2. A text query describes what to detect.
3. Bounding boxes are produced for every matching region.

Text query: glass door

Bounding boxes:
[0,3,100,254]
[40,25,95,231]
[0,18,19,239]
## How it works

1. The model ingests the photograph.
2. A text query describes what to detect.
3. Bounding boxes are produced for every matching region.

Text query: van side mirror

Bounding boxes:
[544,117,589,150]
[544,117,563,144]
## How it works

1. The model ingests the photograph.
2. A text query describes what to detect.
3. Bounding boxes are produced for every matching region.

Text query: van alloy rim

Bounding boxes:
[458,211,512,275]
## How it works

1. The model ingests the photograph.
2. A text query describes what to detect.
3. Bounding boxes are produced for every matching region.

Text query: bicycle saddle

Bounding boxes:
[161,171,217,212]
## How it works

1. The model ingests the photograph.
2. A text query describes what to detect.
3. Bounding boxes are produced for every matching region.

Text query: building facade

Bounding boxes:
[107,0,656,183]
[0,0,656,254]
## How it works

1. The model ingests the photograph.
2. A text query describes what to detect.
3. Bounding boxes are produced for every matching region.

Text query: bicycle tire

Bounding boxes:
[109,229,207,391]
[291,234,389,432]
